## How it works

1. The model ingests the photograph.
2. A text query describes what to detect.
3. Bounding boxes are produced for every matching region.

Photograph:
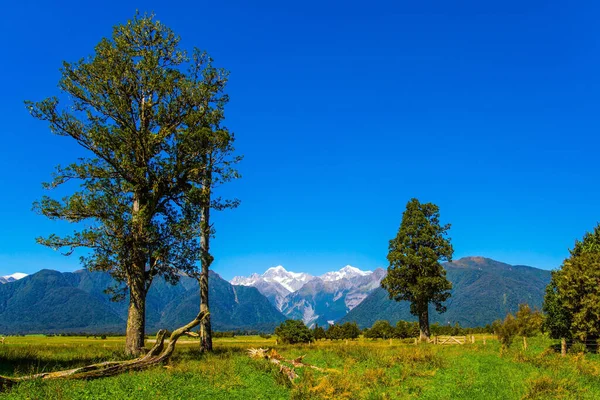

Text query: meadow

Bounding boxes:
[0,334,599,399]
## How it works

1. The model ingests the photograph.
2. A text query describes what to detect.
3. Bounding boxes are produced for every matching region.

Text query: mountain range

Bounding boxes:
[339,257,552,327]
[0,257,553,334]
[0,269,284,334]
[232,265,384,326]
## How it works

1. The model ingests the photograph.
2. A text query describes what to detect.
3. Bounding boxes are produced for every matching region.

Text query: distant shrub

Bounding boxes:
[364,320,394,339]
[497,314,519,349]
[275,320,314,344]
[100,334,107,340]
[213,331,236,338]
[259,333,272,339]
[570,342,587,354]
[312,325,327,340]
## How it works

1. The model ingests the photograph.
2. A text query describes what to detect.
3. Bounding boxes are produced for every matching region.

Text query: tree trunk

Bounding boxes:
[125,270,146,356]
[199,165,213,352]
[126,193,148,356]
[561,337,567,357]
[418,306,430,342]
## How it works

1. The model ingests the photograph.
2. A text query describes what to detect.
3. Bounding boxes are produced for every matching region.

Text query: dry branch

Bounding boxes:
[247,348,325,382]
[0,311,209,392]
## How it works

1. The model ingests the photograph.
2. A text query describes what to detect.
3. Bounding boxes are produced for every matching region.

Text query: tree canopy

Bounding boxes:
[27,13,236,355]
[543,223,600,341]
[381,198,453,340]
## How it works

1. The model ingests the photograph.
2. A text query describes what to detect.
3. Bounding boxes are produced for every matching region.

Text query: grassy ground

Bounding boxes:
[0,334,599,399]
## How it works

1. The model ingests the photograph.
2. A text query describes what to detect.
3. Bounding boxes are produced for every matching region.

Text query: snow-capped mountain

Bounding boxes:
[230,265,385,325]
[0,272,28,284]
[281,268,386,327]
[320,265,372,282]
[231,266,314,310]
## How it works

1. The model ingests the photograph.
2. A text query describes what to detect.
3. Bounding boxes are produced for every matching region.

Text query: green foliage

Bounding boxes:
[570,223,600,257]
[364,320,395,339]
[325,324,343,340]
[341,322,361,340]
[275,320,314,344]
[542,272,572,339]
[395,320,419,338]
[312,325,327,340]
[26,13,240,351]
[554,252,600,340]
[496,314,519,349]
[545,225,600,341]
[515,304,543,338]
[381,198,453,337]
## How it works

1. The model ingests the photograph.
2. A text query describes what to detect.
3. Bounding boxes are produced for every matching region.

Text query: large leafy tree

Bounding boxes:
[543,223,600,342]
[381,198,453,341]
[27,14,233,355]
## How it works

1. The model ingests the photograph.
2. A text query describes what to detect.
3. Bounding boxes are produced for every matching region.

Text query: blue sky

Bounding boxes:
[1,1,599,280]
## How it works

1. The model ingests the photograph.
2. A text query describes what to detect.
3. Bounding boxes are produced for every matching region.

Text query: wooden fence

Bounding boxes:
[428,335,478,345]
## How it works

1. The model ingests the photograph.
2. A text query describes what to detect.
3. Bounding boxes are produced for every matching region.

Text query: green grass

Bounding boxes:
[1,335,599,399]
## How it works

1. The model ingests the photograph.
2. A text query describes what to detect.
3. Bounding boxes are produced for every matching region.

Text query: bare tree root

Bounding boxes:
[247,348,325,382]
[0,311,209,392]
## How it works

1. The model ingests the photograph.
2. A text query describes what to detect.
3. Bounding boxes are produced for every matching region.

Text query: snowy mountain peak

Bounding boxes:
[320,265,372,282]
[265,265,286,273]
[231,266,314,294]
[0,272,28,284]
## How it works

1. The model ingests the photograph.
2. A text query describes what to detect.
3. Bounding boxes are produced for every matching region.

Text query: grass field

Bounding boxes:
[0,334,599,399]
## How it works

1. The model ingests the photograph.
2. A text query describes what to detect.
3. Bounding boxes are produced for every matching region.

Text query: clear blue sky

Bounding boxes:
[1,1,598,280]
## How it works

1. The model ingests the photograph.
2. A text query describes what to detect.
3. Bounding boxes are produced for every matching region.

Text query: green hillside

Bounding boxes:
[0,270,285,334]
[339,257,552,328]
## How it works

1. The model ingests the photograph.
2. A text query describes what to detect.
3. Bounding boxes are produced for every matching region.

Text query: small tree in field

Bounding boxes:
[341,322,361,340]
[364,320,395,339]
[381,198,453,341]
[275,320,314,344]
[515,304,543,350]
[496,314,519,351]
[313,324,327,340]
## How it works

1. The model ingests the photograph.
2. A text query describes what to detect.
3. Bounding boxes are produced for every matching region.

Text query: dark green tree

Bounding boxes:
[27,14,236,355]
[341,322,361,340]
[275,320,314,344]
[542,272,572,340]
[496,313,519,350]
[381,198,454,341]
[326,324,344,340]
[312,324,327,340]
[515,303,543,350]
[554,252,600,341]
[543,224,600,342]
[364,320,394,339]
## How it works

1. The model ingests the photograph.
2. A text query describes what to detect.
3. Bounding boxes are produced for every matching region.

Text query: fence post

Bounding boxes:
[471,335,475,344]
[523,336,528,351]
[414,338,418,345]
[483,337,486,345]
[561,338,566,357]
[389,338,392,345]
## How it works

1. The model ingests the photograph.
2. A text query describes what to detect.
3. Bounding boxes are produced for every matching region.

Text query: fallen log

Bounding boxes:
[247,348,325,382]
[0,311,209,392]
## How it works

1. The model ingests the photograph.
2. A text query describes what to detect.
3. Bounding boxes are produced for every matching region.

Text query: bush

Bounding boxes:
[570,342,587,354]
[259,333,272,339]
[497,314,519,349]
[312,325,327,340]
[275,320,314,344]
[364,320,394,339]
